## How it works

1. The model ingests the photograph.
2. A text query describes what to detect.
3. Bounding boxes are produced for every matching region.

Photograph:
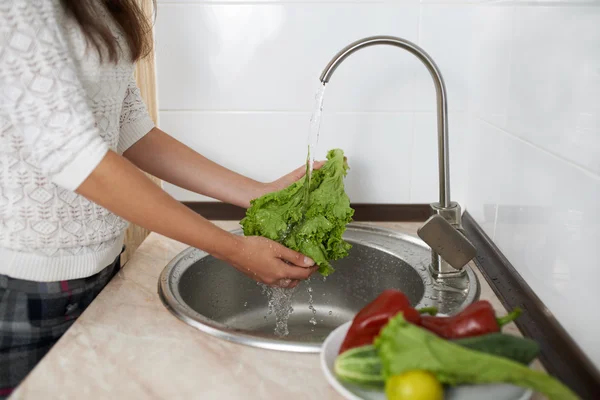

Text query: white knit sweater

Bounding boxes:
[0,1,155,281]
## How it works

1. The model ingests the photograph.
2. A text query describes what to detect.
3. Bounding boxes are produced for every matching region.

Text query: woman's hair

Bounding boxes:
[61,0,155,63]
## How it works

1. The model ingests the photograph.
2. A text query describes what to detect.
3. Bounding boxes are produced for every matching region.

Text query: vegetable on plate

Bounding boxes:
[338,290,520,355]
[385,370,443,400]
[453,332,540,365]
[240,148,354,276]
[333,289,579,400]
[374,314,578,400]
[420,300,522,339]
[334,333,541,388]
[338,289,437,355]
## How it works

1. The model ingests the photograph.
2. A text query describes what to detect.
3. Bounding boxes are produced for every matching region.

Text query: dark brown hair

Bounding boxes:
[61,0,155,63]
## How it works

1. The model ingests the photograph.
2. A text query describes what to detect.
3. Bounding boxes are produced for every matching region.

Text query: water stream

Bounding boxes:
[262,82,327,337]
[304,83,327,199]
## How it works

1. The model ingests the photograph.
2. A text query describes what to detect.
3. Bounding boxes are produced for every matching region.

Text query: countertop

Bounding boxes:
[10,221,544,400]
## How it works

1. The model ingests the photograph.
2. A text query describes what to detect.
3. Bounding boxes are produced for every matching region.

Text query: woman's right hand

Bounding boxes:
[224,236,318,288]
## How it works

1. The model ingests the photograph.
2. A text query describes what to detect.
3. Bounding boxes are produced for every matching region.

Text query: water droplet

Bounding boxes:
[260,284,299,337]
[328,311,333,315]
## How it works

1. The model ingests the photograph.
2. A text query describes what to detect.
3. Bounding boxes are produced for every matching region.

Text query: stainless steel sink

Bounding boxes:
[158,223,479,353]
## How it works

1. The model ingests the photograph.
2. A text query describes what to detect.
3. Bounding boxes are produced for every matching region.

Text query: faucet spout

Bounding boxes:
[320,35,474,278]
[320,35,450,208]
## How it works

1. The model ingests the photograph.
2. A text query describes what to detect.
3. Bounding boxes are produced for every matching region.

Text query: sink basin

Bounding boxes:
[158,223,479,353]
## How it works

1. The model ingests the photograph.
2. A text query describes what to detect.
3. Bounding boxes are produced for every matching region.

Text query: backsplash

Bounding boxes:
[154,0,470,205]
[154,1,600,369]
[464,2,600,370]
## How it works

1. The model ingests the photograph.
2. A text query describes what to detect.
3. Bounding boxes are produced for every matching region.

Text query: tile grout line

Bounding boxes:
[491,203,499,241]
[422,0,598,5]
[477,117,600,182]
[405,0,423,202]
[501,4,516,128]
[159,1,388,5]
[488,0,599,6]
[158,109,466,114]
[159,1,599,5]
[460,2,479,207]
[407,111,417,202]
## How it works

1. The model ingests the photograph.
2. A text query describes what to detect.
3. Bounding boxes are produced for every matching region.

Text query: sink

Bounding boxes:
[158,223,479,353]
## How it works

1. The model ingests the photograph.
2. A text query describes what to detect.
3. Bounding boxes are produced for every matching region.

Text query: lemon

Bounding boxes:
[385,370,444,400]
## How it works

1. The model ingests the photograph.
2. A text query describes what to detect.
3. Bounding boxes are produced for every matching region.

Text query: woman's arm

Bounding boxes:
[124,128,268,208]
[77,150,316,287]
[118,74,319,207]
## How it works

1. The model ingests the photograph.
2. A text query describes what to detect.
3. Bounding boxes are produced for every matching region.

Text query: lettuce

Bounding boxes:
[374,314,578,400]
[240,149,354,276]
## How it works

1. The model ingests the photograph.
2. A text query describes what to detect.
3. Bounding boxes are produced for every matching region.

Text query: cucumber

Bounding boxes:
[334,334,540,389]
[334,345,384,388]
[453,333,540,366]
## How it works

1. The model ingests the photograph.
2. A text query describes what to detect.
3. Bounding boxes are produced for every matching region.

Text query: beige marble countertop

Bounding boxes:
[11,221,544,400]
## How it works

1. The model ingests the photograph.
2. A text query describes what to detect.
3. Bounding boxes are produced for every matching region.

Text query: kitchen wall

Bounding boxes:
[154,0,600,368]
[464,1,600,370]
[154,0,473,206]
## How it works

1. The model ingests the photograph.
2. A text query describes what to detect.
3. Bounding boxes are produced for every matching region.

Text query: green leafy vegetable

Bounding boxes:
[374,314,579,400]
[240,149,354,276]
[335,345,384,388]
[453,332,540,366]
[335,332,541,390]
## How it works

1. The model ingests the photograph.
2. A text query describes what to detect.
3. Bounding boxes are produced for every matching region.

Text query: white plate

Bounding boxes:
[320,321,533,400]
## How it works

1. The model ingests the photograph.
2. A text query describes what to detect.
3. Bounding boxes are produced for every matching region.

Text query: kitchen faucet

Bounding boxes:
[320,35,475,279]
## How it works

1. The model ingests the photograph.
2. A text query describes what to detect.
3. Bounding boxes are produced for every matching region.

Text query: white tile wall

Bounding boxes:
[155,1,472,205]
[409,111,469,204]
[156,0,472,203]
[469,4,514,127]
[154,0,600,369]
[466,118,600,369]
[155,3,420,112]
[504,5,600,175]
[465,3,600,369]
[159,110,415,203]
[415,5,475,112]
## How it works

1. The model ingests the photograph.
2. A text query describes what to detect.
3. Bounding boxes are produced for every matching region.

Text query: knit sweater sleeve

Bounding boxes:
[0,2,109,192]
[118,74,155,153]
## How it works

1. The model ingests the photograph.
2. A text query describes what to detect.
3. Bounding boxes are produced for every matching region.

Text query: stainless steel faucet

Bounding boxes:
[320,35,475,278]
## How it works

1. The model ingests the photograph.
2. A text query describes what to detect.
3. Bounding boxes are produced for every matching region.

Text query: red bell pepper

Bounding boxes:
[338,289,436,354]
[420,300,522,339]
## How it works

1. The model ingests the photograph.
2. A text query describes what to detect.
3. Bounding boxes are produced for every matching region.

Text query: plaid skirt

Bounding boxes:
[0,251,122,398]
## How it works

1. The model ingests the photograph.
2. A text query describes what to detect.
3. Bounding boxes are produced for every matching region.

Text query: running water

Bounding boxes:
[307,279,317,329]
[303,84,326,329]
[304,83,327,204]
[261,83,328,337]
[271,285,298,337]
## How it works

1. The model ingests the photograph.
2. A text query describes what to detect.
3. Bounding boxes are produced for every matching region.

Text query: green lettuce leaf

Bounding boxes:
[240,149,354,276]
[374,314,579,400]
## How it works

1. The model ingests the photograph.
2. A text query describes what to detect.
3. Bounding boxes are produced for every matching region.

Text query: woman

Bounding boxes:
[0,0,318,395]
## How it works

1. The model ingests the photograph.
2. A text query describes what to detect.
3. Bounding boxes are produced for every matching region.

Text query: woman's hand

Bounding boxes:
[264,160,326,193]
[225,236,318,288]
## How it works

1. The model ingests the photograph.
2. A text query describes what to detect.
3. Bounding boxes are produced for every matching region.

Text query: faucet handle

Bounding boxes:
[417,214,477,271]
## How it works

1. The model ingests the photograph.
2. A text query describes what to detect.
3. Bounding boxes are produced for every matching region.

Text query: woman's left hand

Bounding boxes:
[265,160,325,193]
